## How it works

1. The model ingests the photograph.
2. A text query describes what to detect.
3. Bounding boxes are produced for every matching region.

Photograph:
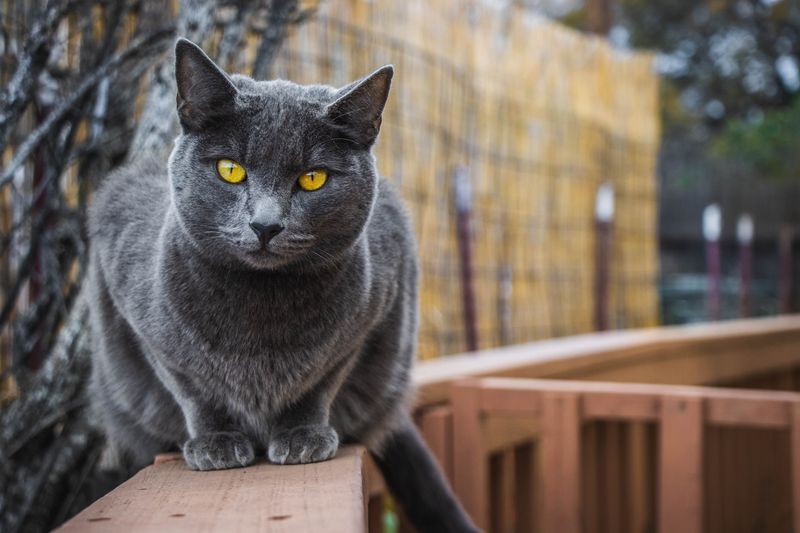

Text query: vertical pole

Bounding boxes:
[737,214,754,318]
[586,0,613,35]
[779,224,794,314]
[594,183,614,331]
[703,204,722,321]
[454,166,479,352]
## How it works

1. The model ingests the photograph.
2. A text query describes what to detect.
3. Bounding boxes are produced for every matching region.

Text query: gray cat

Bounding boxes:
[86,38,477,532]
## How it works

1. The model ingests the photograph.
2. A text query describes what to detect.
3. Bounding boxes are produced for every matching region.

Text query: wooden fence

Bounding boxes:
[451,378,800,533]
[59,315,800,532]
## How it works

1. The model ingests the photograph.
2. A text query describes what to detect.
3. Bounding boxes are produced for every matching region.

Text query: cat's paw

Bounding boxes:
[267,425,339,465]
[183,432,255,471]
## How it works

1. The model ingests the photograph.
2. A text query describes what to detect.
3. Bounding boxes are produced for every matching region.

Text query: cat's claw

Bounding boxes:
[268,425,339,465]
[183,431,255,470]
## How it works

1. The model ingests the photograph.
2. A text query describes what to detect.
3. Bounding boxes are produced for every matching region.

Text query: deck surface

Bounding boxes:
[56,446,369,533]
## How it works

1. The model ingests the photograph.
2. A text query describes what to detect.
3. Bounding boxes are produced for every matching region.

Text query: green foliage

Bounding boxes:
[618,0,800,120]
[714,96,800,181]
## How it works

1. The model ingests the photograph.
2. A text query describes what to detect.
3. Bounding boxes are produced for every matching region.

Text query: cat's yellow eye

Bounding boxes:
[298,170,328,191]
[216,159,247,184]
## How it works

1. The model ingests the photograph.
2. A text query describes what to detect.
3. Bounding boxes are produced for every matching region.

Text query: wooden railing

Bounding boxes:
[58,446,385,532]
[58,316,800,532]
[451,378,800,533]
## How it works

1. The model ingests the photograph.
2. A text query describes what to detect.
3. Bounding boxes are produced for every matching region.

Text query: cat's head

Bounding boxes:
[167,38,392,271]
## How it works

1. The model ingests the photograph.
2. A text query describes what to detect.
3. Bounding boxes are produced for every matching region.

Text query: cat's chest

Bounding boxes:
[161,285,369,417]
[150,266,370,387]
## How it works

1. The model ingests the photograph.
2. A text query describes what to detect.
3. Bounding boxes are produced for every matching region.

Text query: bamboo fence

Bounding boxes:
[258,0,661,358]
[1,0,661,374]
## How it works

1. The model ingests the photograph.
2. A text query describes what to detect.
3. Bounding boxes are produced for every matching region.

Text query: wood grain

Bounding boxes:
[57,446,371,533]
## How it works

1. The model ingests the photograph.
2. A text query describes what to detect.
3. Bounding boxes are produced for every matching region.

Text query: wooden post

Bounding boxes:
[586,0,613,35]
[419,406,454,482]
[451,380,488,529]
[779,224,794,314]
[594,183,614,331]
[368,495,384,533]
[737,214,753,318]
[791,402,800,533]
[704,204,722,321]
[540,392,582,533]
[454,166,479,352]
[658,395,703,533]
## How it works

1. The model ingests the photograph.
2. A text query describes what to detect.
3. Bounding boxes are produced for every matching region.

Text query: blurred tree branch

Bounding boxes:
[0,27,174,189]
[0,0,82,154]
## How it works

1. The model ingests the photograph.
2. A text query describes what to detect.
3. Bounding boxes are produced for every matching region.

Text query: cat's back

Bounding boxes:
[89,155,170,288]
[368,179,417,279]
[89,155,169,247]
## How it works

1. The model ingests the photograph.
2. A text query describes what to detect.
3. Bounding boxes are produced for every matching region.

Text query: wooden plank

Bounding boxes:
[368,496,384,533]
[490,449,517,533]
[57,446,370,533]
[418,405,454,482]
[539,391,581,533]
[583,392,659,422]
[451,380,489,530]
[414,316,800,407]
[501,449,516,533]
[792,403,800,533]
[514,443,536,533]
[363,452,385,498]
[583,422,599,533]
[626,423,650,533]
[706,396,791,429]
[605,422,623,533]
[482,414,540,452]
[705,425,723,533]
[658,396,703,533]
[476,377,800,404]
[479,385,542,414]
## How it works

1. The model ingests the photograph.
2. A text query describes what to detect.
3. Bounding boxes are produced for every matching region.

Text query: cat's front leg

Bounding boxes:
[165,372,256,471]
[267,392,339,465]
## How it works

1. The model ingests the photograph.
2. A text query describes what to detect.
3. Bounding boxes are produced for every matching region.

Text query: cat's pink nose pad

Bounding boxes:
[249,222,284,245]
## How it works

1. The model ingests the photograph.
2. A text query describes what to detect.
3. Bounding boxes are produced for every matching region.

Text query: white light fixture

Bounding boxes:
[737,214,754,245]
[703,204,722,242]
[595,183,615,223]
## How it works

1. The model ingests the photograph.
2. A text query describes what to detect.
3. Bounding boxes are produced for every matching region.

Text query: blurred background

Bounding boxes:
[0,0,798,531]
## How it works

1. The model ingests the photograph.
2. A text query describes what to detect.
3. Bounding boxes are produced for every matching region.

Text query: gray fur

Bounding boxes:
[87,39,476,532]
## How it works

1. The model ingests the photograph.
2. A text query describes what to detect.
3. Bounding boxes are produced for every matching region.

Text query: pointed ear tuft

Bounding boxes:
[175,38,238,131]
[324,65,394,147]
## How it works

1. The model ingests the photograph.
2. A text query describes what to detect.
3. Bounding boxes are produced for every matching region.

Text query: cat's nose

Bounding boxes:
[249,222,284,245]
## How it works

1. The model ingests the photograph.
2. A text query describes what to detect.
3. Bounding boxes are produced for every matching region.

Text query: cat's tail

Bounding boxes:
[370,413,480,533]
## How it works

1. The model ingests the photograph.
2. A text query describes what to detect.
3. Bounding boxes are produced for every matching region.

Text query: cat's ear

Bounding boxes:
[175,38,238,131]
[324,65,393,147]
